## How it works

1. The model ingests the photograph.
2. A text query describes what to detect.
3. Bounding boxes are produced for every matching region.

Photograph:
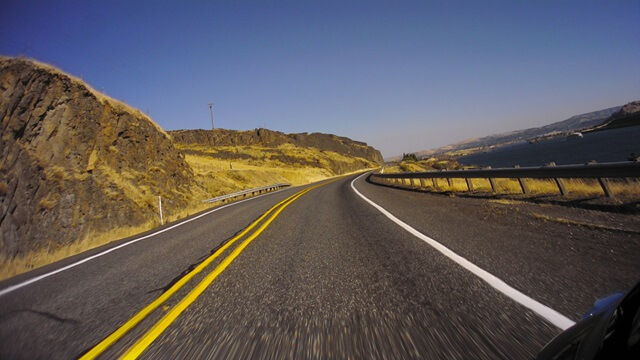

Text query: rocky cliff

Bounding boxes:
[170,128,384,166]
[0,57,201,259]
[597,100,640,130]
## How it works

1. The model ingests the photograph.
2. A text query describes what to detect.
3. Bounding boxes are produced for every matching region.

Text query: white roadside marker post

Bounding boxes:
[158,196,164,225]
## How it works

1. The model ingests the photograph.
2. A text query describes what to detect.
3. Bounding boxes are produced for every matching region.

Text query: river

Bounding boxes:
[457,125,640,168]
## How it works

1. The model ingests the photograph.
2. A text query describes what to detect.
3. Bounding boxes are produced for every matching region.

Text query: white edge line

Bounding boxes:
[0,188,289,297]
[350,173,576,331]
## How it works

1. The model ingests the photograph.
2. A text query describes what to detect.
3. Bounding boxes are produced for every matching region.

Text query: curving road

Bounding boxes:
[1,173,639,359]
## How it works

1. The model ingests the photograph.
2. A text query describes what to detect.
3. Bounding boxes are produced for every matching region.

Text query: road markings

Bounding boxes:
[120,185,321,359]
[80,189,307,360]
[350,173,576,331]
[0,188,288,298]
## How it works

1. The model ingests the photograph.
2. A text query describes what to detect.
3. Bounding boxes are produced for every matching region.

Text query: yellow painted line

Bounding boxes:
[80,188,307,360]
[121,183,324,359]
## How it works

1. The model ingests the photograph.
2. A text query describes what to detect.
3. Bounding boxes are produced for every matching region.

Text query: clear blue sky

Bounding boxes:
[1,1,638,157]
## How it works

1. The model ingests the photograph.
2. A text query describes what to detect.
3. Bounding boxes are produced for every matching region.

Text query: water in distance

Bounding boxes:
[458,125,640,168]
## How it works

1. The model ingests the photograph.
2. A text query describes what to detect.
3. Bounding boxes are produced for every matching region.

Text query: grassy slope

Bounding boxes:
[178,142,378,196]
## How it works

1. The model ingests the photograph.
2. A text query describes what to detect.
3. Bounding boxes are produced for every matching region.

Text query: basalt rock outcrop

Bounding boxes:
[0,57,199,259]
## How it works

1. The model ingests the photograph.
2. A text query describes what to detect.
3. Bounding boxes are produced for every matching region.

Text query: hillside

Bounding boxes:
[169,129,381,196]
[0,57,380,278]
[588,100,640,131]
[171,128,383,165]
[0,56,206,264]
[403,105,621,160]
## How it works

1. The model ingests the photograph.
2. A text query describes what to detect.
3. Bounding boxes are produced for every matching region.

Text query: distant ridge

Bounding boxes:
[587,100,640,132]
[391,105,622,161]
[170,128,384,165]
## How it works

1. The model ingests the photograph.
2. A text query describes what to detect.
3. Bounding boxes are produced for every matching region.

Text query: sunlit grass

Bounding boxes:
[0,220,157,280]
[380,176,640,197]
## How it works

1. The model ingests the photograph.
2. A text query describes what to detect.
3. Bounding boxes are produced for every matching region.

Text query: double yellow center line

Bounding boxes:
[82,181,327,359]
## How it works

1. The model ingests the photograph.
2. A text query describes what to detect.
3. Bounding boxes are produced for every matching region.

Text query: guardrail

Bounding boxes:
[371,161,640,198]
[202,183,291,203]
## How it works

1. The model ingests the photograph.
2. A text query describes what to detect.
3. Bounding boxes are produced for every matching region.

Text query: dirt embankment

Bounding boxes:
[0,57,201,260]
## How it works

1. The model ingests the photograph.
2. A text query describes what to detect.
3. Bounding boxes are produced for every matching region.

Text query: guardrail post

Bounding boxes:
[514,166,530,194]
[432,178,438,189]
[518,178,530,194]
[410,178,415,187]
[554,178,568,196]
[544,162,567,196]
[465,178,473,191]
[489,178,498,193]
[420,178,426,188]
[598,178,614,198]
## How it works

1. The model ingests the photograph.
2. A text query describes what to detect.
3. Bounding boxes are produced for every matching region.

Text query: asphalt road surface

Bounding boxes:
[1,173,639,359]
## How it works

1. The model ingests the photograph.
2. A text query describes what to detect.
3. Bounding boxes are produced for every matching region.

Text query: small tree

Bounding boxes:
[402,153,419,162]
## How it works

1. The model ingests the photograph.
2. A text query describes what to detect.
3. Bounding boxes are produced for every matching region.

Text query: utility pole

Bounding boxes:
[208,103,214,130]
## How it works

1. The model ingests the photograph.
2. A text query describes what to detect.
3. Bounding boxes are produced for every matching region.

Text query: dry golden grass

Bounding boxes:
[0,192,246,280]
[0,220,156,280]
[381,175,640,197]
[179,143,376,195]
[385,158,461,174]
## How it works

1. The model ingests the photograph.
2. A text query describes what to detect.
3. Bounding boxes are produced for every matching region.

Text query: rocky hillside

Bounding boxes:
[592,100,640,131]
[170,128,384,166]
[0,57,202,260]
[0,57,381,268]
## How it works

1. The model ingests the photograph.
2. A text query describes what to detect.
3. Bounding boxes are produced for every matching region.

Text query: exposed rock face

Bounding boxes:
[599,100,640,130]
[0,57,199,259]
[613,100,640,117]
[170,128,385,165]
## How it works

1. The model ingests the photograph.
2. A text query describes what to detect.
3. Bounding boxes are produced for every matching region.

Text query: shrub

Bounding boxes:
[402,153,419,162]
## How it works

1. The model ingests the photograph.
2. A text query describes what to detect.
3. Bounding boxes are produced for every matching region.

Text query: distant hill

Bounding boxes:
[168,128,382,198]
[587,100,640,131]
[396,105,622,161]
[0,56,380,277]
[171,128,383,171]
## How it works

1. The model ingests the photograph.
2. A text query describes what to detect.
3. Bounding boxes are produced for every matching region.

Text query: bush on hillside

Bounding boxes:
[402,153,419,162]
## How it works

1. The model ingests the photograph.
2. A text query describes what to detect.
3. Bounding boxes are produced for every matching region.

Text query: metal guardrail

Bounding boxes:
[202,183,291,203]
[371,161,640,198]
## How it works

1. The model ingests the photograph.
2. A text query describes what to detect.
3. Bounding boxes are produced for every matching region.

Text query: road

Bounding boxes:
[1,173,639,359]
